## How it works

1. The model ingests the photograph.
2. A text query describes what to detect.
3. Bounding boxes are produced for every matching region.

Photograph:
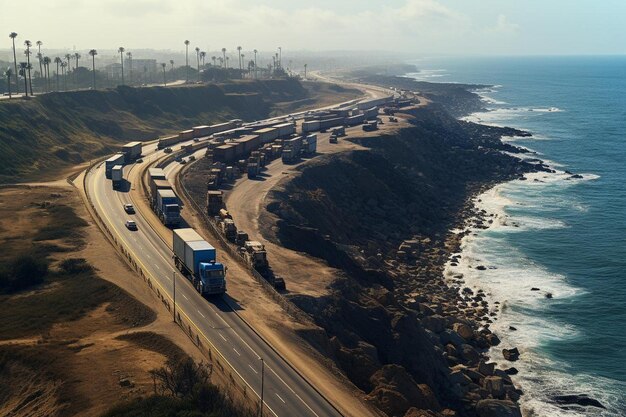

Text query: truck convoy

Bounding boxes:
[111,165,123,189]
[173,228,226,296]
[122,141,142,163]
[148,168,181,227]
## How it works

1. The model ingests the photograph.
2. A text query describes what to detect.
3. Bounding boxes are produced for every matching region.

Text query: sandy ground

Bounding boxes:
[0,183,204,417]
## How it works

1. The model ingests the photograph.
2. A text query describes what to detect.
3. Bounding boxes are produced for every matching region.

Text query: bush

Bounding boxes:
[0,255,48,293]
[58,258,93,274]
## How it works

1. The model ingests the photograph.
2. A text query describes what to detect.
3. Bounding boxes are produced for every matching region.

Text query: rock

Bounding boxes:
[367,365,441,417]
[483,376,505,399]
[545,292,553,299]
[504,367,518,375]
[530,287,540,291]
[449,370,472,386]
[486,333,501,346]
[508,326,517,331]
[404,408,440,417]
[502,347,520,361]
[422,315,447,333]
[476,265,487,271]
[453,322,474,340]
[119,378,133,387]
[475,399,522,417]
[440,329,466,347]
[478,360,495,377]
[568,174,584,179]
[460,344,481,365]
[552,394,606,409]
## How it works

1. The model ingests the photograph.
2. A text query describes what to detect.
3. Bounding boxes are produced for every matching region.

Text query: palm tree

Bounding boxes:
[161,63,167,86]
[61,61,67,91]
[169,59,174,74]
[195,46,200,81]
[304,63,308,79]
[64,53,72,72]
[43,56,51,91]
[4,68,12,98]
[278,46,282,69]
[19,62,28,95]
[24,40,33,95]
[221,48,226,68]
[200,51,206,67]
[253,49,258,79]
[74,52,81,69]
[218,57,223,68]
[184,40,190,82]
[36,41,43,90]
[237,46,242,71]
[125,51,132,84]
[53,57,61,91]
[226,56,230,69]
[211,56,216,67]
[240,54,245,77]
[88,49,97,89]
[9,32,19,90]
[116,46,125,85]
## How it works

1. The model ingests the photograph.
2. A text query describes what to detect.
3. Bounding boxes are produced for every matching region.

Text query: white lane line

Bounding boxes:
[233,348,241,356]
[275,393,286,404]
[182,294,188,300]
[155,265,160,270]
[248,364,258,374]
[198,310,205,318]
[219,333,227,342]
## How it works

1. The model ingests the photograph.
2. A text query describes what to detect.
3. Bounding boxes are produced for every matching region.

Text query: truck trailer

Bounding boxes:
[111,165,123,189]
[105,153,126,179]
[155,189,181,227]
[173,228,226,296]
[122,141,142,163]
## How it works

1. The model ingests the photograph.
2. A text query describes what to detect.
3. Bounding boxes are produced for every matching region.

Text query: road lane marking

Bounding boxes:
[248,364,258,374]
[233,348,241,356]
[276,393,286,403]
[182,294,188,300]
[198,310,205,318]
[219,333,227,342]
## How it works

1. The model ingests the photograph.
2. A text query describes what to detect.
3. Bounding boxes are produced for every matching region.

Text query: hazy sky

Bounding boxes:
[2,0,625,56]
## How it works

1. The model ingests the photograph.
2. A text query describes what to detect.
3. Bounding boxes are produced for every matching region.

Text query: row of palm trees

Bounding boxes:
[6,32,289,96]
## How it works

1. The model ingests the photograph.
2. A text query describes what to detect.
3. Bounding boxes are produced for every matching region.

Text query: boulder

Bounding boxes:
[478,360,495,377]
[440,329,466,347]
[367,364,441,417]
[483,376,505,399]
[422,315,446,333]
[404,408,441,417]
[502,347,520,361]
[453,322,474,340]
[475,399,522,417]
[449,370,472,386]
[552,394,606,409]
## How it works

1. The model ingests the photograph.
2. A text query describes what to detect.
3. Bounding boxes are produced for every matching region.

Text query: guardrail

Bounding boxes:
[81,162,271,417]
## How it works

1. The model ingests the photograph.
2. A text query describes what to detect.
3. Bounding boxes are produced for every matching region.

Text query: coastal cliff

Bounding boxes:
[264,81,551,416]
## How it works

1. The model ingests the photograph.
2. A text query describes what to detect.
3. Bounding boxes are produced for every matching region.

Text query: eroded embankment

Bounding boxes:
[0,79,358,182]
[264,105,551,417]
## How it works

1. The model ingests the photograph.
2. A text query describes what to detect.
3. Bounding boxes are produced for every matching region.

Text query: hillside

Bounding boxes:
[0,79,360,182]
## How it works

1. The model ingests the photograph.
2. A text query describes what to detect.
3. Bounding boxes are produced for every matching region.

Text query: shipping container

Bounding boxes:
[302,120,321,133]
[122,142,142,162]
[192,125,212,138]
[319,117,345,130]
[157,135,179,150]
[273,122,296,138]
[346,114,366,126]
[362,106,379,120]
[179,129,194,141]
[105,153,126,179]
[111,165,123,189]
[213,144,236,163]
[253,127,279,144]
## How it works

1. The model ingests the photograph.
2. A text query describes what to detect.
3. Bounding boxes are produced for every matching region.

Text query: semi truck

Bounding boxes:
[240,241,269,272]
[173,228,226,296]
[105,153,126,179]
[111,165,123,189]
[155,189,181,227]
[122,141,142,163]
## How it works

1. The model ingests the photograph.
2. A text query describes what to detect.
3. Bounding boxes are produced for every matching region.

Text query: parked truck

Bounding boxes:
[173,228,226,296]
[155,189,181,227]
[207,191,224,216]
[105,153,126,179]
[111,165,123,190]
[219,218,237,242]
[240,241,269,272]
[122,141,142,163]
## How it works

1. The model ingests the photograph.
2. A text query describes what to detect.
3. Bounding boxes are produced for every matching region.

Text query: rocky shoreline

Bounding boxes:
[263,76,555,416]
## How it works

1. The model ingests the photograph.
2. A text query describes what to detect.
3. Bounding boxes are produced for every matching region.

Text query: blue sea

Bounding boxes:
[408,56,626,416]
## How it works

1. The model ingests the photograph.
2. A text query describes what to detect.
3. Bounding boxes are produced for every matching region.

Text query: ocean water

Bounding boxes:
[408,56,626,416]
